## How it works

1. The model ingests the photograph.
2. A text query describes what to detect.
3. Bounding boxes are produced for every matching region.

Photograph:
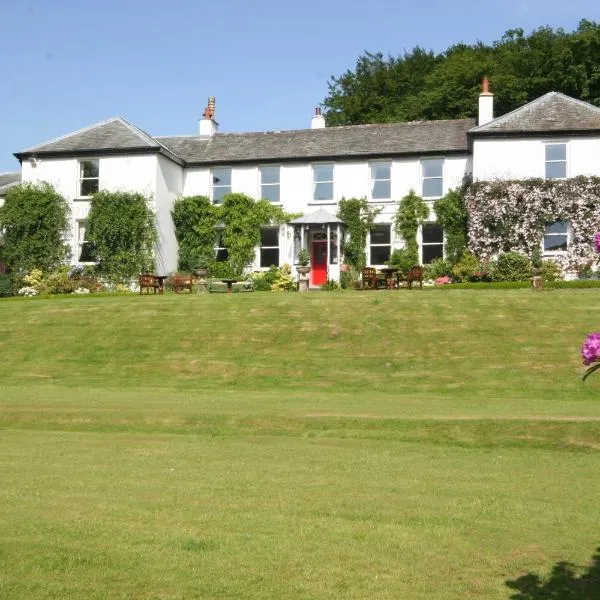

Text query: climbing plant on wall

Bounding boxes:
[336,197,381,270]
[465,176,600,269]
[394,190,429,263]
[172,193,291,276]
[86,190,157,282]
[434,187,469,264]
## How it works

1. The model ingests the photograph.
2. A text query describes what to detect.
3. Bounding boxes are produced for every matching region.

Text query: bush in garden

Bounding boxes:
[541,260,562,282]
[340,268,360,289]
[250,266,280,291]
[451,252,479,282]
[270,264,296,291]
[491,252,532,282]
[387,248,419,276]
[0,274,13,297]
[424,258,453,280]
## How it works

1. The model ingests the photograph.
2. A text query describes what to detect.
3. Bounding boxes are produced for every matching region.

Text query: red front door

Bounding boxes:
[311,241,327,286]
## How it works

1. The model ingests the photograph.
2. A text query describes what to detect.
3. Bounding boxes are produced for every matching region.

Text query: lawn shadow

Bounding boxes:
[506,546,600,599]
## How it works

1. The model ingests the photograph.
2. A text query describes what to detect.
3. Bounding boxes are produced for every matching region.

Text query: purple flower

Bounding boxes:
[581,332,600,365]
[595,232,600,253]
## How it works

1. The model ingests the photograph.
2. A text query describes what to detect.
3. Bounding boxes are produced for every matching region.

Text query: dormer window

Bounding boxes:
[545,144,567,179]
[79,159,99,197]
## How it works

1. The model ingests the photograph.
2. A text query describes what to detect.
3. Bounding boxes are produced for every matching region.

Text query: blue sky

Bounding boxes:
[0,0,597,171]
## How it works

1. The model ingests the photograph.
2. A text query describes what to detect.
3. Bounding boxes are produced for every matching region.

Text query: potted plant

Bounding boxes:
[296,248,311,275]
[191,251,213,279]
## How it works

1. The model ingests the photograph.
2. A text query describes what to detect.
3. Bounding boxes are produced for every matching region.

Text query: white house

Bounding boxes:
[11,82,600,285]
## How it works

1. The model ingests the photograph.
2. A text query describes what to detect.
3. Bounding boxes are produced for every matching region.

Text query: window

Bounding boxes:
[313,164,334,202]
[214,229,228,262]
[369,225,391,264]
[260,166,280,203]
[544,220,568,252]
[545,144,566,179]
[260,227,279,268]
[212,168,231,204]
[421,223,444,264]
[421,159,443,198]
[76,220,94,262]
[370,161,391,200]
[79,159,99,197]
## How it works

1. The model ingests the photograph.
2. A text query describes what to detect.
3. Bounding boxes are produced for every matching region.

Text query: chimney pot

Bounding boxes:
[478,77,494,126]
[199,95,218,136]
[311,107,326,129]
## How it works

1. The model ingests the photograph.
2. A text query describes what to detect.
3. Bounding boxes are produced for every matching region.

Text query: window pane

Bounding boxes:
[212,168,231,186]
[313,164,333,183]
[371,225,390,245]
[423,244,443,264]
[80,179,99,196]
[371,179,391,199]
[213,186,230,203]
[261,228,279,247]
[260,248,279,268]
[215,248,229,262]
[314,182,333,201]
[422,178,443,198]
[545,161,566,179]
[79,242,94,262]
[544,235,568,252]
[422,223,443,244]
[371,162,390,180]
[77,221,87,242]
[422,159,443,178]
[546,144,566,161]
[370,245,391,265]
[260,166,279,185]
[261,184,280,203]
[81,160,99,178]
[545,221,568,234]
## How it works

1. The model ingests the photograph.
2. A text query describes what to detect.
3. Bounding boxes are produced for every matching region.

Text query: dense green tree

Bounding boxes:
[0,182,70,272]
[323,20,600,124]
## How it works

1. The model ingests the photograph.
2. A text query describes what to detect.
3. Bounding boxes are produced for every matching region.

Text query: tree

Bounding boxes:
[0,182,70,272]
[322,21,600,125]
[86,190,157,282]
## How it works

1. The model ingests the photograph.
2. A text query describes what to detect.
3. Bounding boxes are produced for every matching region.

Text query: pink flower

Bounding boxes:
[581,332,600,366]
[594,232,600,253]
[435,276,451,285]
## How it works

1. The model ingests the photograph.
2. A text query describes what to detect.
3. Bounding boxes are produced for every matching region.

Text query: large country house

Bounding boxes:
[10,81,600,285]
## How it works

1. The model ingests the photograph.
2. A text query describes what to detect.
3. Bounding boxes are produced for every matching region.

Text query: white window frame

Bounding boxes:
[421,158,444,199]
[214,228,228,262]
[420,222,444,264]
[211,167,232,204]
[369,224,392,266]
[369,161,392,201]
[544,143,567,180]
[259,165,281,204]
[542,220,570,255]
[78,159,99,198]
[75,219,95,264]
[259,226,280,269]
[312,163,335,203]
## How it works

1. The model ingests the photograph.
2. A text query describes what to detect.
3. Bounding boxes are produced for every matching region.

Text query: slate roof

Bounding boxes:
[471,92,600,135]
[15,118,183,164]
[156,119,475,165]
[0,172,20,195]
[290,209,343,225]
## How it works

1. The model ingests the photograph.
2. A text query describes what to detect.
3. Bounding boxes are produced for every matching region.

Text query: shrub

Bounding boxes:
[491,252,532,282]
[321,279,341,291]
[250,266,280,291]
[45,267,77,295]
[424,258,453,280]
[210,261,237,280]
[340,268,360,289]
[270,264,296,291]
[0,182,70,272]
[387,248,418,276]
[540,259,562,282]
[451,252,479,282]
[0,274,13,297]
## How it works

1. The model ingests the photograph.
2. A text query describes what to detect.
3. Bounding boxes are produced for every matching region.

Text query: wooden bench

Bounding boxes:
[405,266,424,289]
[171,273,194,294]
[139,274,161,295]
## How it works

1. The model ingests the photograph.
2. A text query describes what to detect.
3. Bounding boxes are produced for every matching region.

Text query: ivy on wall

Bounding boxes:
[0,182,71,272]
[336,197,381,270]
[86,190,157,282]
[394,190,429,263]
[465,176,600,269]
[172,193,291,276]
[433,186,469,264]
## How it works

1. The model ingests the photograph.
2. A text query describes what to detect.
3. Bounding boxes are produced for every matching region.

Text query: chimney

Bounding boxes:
[199,96,218,136]
[478,77,494,126]
[311,107,326,129]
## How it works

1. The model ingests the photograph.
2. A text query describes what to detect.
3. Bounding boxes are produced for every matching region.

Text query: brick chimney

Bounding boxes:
[199,96,218,136]
[478,77,494,126]
[311,107,326,129]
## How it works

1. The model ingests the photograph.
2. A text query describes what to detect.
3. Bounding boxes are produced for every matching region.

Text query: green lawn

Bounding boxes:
[1,290,599,599]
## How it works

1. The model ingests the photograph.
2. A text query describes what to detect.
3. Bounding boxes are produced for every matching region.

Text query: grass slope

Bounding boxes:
[1,290,599,599]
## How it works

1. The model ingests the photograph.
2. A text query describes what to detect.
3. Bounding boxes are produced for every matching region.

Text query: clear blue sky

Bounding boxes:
[1,0,597,171]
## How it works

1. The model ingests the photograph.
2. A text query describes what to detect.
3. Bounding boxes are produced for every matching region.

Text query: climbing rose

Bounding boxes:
[582,332,600,365]
[595,232,600,253]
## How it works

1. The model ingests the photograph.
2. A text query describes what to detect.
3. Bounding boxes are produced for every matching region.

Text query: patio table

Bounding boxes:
[379,267,399,290]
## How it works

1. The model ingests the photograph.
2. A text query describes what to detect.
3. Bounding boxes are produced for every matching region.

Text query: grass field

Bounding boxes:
[1,290,599,599]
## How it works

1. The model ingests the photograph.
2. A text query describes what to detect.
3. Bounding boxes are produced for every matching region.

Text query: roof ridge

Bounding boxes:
[18,117,126,153]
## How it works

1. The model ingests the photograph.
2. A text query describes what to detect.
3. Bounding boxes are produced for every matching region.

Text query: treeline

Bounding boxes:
[323,20,600,125]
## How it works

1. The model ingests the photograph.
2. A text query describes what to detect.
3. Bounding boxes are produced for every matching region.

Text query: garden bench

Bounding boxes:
[171,273,194,293]
[403,266,424,289]
[361,267,385,290]
[139,274,161,295]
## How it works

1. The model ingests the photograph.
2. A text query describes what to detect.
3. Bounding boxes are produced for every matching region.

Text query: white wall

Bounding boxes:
[472,137,600,180]
[155,156,183,274]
